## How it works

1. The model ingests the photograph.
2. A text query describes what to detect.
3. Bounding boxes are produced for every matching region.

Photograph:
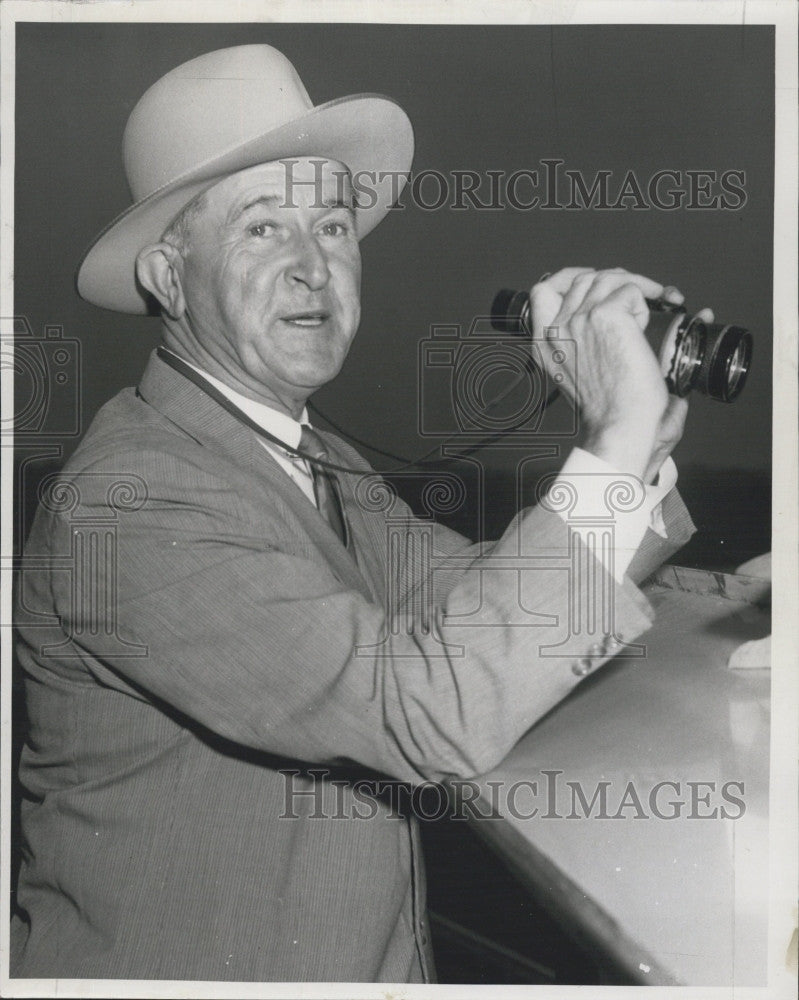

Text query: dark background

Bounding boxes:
[12,22,774,984]
[14,21,773,565]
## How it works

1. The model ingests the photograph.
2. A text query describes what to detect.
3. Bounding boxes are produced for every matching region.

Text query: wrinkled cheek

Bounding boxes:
[222,276,271,336]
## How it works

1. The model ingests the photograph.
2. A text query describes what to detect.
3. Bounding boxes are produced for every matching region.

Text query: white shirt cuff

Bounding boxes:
[547,449,677,583]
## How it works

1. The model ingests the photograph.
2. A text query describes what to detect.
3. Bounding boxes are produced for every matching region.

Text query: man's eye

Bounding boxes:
[320,221,350,237]
[248,222,276,238]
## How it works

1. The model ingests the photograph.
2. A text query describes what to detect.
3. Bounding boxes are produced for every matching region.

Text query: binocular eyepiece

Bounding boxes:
[491,288,753,403]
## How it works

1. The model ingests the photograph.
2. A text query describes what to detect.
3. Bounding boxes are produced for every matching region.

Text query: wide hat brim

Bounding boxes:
[76,93,414,315]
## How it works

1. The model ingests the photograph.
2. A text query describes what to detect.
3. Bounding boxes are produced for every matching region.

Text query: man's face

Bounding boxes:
[175,157,361,411]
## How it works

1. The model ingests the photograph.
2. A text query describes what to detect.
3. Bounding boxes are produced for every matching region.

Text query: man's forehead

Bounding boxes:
[205,157,354,213]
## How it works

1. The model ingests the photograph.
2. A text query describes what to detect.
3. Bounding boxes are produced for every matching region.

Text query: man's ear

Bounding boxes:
[136,243,186,320]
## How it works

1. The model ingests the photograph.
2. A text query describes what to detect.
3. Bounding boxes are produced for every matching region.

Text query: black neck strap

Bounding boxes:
[150,347,359,475]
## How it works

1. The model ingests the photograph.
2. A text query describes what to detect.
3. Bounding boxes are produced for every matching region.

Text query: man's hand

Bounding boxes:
[528,268,693,483]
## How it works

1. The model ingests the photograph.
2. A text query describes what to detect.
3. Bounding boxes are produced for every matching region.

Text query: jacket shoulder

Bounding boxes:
[36,389,246,529]
[64,388,203,473]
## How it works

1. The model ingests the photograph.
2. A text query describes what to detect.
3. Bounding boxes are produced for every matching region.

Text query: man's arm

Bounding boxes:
[387,267,696,600]
[20,437,653,788]
[18,267,694,787]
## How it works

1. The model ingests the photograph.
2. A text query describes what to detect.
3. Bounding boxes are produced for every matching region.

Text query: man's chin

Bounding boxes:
[281,361,347,397]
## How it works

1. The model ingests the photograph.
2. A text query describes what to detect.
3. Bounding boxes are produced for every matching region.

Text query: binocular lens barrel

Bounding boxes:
[490,289,752,403]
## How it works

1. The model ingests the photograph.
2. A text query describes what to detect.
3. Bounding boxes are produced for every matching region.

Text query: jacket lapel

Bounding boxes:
[136,349,377,603]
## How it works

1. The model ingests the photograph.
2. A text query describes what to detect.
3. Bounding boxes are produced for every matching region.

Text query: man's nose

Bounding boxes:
[285,233,330,291]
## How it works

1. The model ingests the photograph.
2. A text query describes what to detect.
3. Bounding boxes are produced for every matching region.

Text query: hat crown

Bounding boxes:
[123,45,313,200]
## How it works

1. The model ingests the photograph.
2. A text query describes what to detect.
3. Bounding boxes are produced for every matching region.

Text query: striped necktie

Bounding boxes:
[299,425,354,556]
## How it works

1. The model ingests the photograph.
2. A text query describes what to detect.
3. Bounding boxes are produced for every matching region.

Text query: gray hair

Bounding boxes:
[160,189,209,255]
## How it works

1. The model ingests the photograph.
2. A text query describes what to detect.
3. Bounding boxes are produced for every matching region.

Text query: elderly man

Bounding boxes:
[12,45,695,982]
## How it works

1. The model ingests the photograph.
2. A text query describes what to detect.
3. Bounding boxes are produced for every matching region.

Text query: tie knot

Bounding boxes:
[299,425,329,464]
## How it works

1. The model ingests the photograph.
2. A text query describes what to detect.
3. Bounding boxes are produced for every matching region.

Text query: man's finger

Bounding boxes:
[536,267,596,294]
[592,281,652,325]
[661,285,685,306]
[528,282,565,340]
[554,270,599,319]
[592,270,666,302]
[694,307,715,324]
[562,268,668,313]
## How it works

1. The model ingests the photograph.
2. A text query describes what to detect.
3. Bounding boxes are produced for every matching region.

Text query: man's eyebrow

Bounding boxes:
[227,194,281,225]
[228,193,356,225]
[319,197,356,217]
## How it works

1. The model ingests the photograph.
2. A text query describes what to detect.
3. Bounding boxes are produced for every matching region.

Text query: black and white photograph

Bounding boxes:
[1,2,796,997]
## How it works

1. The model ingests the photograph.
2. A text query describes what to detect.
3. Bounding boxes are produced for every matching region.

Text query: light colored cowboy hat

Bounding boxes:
[76,44,414,314]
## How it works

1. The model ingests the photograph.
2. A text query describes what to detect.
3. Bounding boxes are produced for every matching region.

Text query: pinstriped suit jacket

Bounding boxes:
[12,349,695,982]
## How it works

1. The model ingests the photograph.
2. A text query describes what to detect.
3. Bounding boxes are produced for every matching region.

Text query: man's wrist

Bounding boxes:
[583,421,659,482]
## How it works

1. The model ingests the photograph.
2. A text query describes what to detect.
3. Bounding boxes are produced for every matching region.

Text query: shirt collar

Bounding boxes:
[162,350,308,450]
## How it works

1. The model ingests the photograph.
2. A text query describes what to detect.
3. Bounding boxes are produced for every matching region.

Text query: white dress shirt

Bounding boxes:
[552,448,676,582]
[168,354,317,506]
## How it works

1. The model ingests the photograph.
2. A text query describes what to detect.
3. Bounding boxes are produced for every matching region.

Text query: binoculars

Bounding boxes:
[491,288,752,403]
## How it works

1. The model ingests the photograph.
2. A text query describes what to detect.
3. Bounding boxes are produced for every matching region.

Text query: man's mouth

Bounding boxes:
[281,311,330,327]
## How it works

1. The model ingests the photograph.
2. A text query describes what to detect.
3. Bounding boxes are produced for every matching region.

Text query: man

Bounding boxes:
[12,44,695,982]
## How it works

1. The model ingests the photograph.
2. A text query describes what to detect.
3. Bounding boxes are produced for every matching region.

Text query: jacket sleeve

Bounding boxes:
[386,474,696,606]
[29,444,658,786]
